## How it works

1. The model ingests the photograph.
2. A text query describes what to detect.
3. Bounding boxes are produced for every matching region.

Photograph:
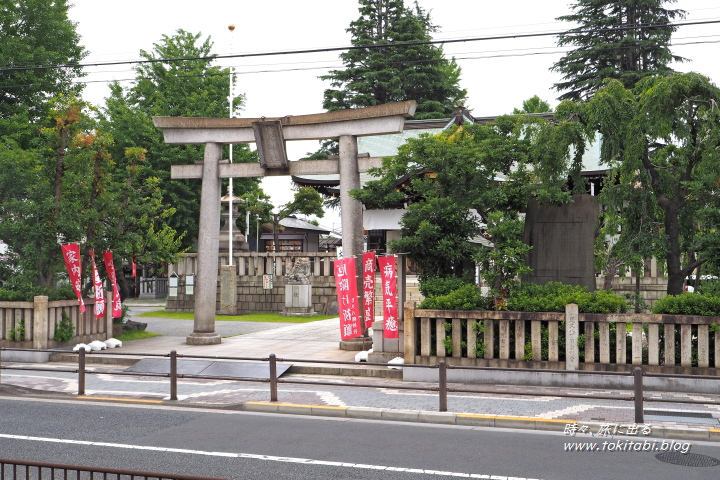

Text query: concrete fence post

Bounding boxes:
[33,296,49,350]
[565,303,579,371]
[404,301,416,364]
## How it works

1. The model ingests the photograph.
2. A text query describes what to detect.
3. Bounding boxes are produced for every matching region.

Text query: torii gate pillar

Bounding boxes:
[153,101,416,345]
[338,135,363,257]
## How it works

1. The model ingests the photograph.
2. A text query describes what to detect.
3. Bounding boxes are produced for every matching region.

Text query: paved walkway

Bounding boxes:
[2,301,720,442]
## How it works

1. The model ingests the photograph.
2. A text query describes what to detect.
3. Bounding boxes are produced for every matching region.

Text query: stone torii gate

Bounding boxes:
[153,101,416,345]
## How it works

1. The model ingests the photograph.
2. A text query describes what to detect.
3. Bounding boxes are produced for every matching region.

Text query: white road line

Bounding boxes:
[0,433,539,479]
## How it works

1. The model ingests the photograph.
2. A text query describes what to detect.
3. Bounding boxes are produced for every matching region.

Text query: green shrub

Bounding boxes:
[506,282,627,314]
[698,279,720,296]
[53,311,75,342]
[652,293,720,316]
[418,284,488,310]
[419,275,474,298]
[0,284,76,302]
[9,319,25,341]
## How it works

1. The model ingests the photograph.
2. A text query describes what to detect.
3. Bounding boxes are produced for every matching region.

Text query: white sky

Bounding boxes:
[69,0,720,234]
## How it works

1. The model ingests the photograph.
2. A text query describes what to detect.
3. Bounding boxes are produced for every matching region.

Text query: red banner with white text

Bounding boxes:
[377,255,398,339]
[362,252,376,329]
[89,250,106,320]
[103,251,123,318]
[334,257,362,340]
[61,243,85,313]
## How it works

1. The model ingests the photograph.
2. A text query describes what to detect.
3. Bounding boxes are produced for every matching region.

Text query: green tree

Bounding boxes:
[353,117,544,294]
[321,0,466,119]
[583,73,720,295]
[513,96,552,114]
[552,0,685,101]
[0,98,184,296]
[0,0,87,144]
[99,30,262,249]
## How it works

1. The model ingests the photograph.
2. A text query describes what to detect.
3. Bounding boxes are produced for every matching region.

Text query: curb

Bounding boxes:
[238,401,720,443]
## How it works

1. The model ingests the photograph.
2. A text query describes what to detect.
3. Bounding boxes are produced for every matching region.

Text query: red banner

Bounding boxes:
[378,255,398,339]
[103,251,123,318]
[131,256,137,277]
[362,252,376,329]
[334,257,362,340]
[61,243,85,313]
[89,250,106,320]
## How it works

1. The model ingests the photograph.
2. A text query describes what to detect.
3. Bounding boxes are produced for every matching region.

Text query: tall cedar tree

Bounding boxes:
[100,30,261,249]
[552,0,685,101]
[321,0,466,119]
[0,0,87,145]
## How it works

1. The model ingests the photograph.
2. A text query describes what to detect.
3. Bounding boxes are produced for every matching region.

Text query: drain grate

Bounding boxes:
[645,410,714,419]
[656,452,720,467]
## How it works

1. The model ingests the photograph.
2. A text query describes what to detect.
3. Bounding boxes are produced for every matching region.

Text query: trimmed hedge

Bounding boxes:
[507,282,627,314]
[418,284,489,310]
[652,293,720,316]
[419,276,475,298]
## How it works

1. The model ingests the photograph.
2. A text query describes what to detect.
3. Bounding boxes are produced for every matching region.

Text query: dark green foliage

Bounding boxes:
[418,284,488,311]
[698,280,720,296]
[53,311,75,342]
[0,0,87,144]
[99,30,263,249]
[584,73,720,295]
[419,275,474,298]
[552,0,685,101]
[0,284,75,302]
[652,293,720,316]
[512,96,552,114]
[353,118,544,289]
[321,0,466,119]
[506,282,628,313]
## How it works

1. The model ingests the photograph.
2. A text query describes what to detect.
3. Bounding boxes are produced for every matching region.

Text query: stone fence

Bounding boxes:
[402,302,720,376]
[0,296,113,359]
[166,252,338,315]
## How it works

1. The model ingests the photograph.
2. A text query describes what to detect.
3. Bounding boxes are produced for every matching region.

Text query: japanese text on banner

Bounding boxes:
[102,251,123,318]
[60,243,85,313]
[377,255,398,339]
[89,250,106,320]
[334,257,362,340]
[362,252,376,329]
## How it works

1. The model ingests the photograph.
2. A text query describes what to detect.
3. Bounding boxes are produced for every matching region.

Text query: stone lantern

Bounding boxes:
[219,194,249,253]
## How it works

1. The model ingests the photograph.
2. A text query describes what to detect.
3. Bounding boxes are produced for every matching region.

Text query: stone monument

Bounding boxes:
[281,257,315,317]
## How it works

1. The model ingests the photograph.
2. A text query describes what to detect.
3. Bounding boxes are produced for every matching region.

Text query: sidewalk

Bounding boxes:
[2,304,720,442]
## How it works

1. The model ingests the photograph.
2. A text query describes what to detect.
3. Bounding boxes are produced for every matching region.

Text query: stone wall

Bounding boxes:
[166,252,338,315]
[596,276,668,311]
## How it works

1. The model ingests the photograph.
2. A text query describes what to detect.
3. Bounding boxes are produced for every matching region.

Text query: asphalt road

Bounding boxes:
[2,397,720,480]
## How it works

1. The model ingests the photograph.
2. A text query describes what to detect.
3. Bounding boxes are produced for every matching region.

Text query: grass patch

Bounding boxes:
[113,330,161,342]
[135,310,337,323]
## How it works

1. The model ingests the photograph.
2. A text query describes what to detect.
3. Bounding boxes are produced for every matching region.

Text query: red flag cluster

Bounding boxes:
[334,253,398,340]
[61,244,123,318]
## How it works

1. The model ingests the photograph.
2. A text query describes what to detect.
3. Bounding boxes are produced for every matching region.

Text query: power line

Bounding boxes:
[1,18,718,74]
[3,35,719,93]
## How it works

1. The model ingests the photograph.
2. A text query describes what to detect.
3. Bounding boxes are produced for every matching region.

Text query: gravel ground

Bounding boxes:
[124,302,296,338]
